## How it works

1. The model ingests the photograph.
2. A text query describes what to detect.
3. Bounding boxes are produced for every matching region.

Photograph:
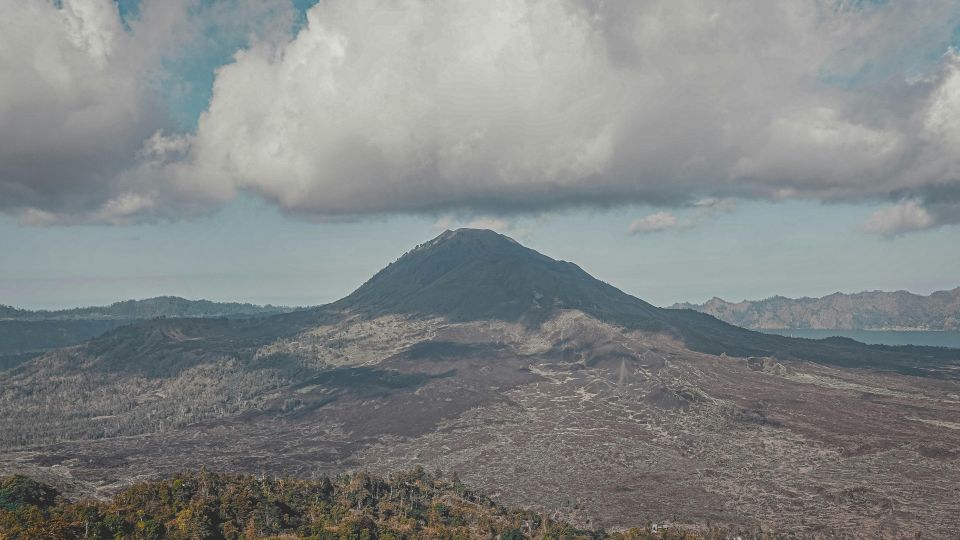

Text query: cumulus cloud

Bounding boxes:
[4,0,960,233]
[0,0,160,218]
[627,197,735,235]
[627,212,681,235]
[864,183,960,237]
[185,0,960,225]
[861,199,936,237]
[0,0,294,224]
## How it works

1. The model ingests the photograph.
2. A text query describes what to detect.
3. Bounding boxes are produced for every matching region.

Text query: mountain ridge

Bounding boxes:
[0,296,301,367]
[672,287,960,331]
[0,296,296,321]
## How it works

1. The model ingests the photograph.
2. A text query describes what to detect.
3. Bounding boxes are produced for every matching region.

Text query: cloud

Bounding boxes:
[183,0,960,227]
[627,212,681,235]
[433,214,500,231]
[690,197,737,222]
[862,183,960,237]
[4,0,960,234]
[861,199,936,237]
[0,0,162,218]
[627,197,735,235]
[692,198,736,212]
[433,214,538,240]
[0,0,294,224]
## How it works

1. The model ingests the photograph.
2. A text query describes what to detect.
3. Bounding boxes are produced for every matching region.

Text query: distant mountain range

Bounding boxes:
[0,297,297,362]
[0,296,295,321]
[671,288,960,331]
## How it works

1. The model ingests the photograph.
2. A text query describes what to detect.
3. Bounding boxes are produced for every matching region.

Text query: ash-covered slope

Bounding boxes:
[332,228,662,324]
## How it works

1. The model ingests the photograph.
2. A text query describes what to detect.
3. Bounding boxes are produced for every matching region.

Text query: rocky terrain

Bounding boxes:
[2,229,959,537]
[672,289,960,331]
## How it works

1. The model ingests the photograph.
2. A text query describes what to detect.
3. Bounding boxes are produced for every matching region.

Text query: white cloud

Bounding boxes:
[3,0,960,234]
[0,0,294,224]
[692,198,736,212]
[861,199,936,237]
[433,214,537,239]
[627,212,681,235]
[181,0,960,227]
[0,0,158,216]
[690,197,737,222]
[434,215,511,232]
[627,197,735,235]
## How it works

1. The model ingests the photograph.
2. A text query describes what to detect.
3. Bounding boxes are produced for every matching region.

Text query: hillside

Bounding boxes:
[671,288,960,331]
[0,297,299,362]
[0,468,718,539]
[2,229,959,536]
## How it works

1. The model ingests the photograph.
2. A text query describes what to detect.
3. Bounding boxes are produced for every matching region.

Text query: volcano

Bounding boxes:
[334,228,661,323]
[3,229,960,536]
[331,228,957,376]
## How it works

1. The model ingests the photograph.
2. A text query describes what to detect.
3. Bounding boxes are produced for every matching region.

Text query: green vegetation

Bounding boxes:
[0,468,717,539]
[0,319,126,357]
[0,476,57,512]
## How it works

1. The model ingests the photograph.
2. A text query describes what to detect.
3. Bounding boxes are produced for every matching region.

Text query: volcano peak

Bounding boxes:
[412,228,521,254]
[333,228,659,323]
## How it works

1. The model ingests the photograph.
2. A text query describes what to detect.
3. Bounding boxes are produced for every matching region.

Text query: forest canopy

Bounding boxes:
[0,467,719,539]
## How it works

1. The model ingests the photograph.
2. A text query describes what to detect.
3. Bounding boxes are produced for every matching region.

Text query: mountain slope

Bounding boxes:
[0,297,299,363]
[672,288,960,331]
[332,229,958,377]
[333,228,662,324]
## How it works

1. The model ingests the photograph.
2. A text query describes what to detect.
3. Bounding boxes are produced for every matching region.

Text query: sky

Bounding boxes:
[1,0,959,309]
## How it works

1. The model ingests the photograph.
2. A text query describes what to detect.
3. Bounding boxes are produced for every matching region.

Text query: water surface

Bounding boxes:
[759,329,960,348]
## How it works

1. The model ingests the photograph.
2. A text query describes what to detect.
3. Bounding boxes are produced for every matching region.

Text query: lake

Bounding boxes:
[759,329,960,348]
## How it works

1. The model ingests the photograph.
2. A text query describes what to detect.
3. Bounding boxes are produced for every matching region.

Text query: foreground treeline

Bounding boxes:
[0,467,741,539]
